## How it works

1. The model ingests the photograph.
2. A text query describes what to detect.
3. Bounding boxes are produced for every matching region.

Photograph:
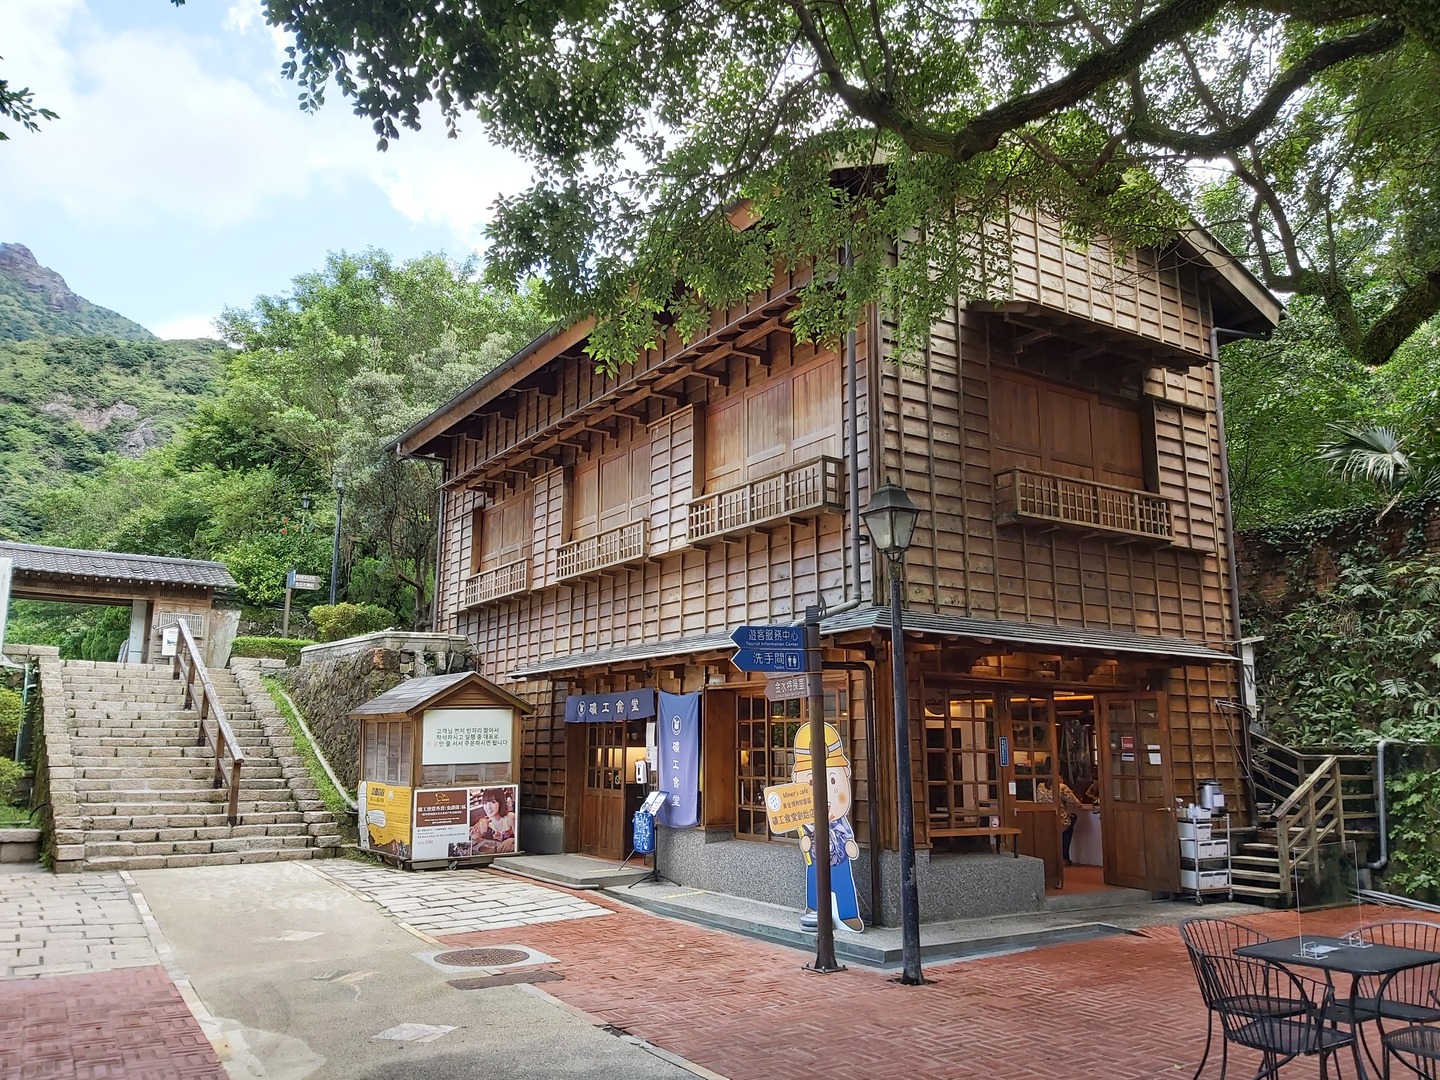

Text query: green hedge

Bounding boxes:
[309,603,395,642]
[230,636,315,665]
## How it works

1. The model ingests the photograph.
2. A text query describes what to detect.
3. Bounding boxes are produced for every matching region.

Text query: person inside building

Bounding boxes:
[1037,775,1086,866]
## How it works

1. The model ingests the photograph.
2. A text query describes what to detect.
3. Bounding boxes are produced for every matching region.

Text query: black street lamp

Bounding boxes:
[860,481,923,985]
[328,481,345,606]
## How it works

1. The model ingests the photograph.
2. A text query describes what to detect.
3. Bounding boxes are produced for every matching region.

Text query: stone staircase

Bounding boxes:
[57,660,343,871]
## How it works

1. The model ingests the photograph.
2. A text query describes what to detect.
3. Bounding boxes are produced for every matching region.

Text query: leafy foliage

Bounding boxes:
[1247,550,1440,898]
[0,336,224,539]
[1221,297,1440,528]
[0,687,20,757]
[231,637,315,665]
[0,758,23,807]
[252,0,1440,368]
[308,603,395,642]
[5,602,133,663]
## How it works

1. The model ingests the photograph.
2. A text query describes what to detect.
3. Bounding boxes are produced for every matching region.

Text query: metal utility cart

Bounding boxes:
[1179,803,1233,904]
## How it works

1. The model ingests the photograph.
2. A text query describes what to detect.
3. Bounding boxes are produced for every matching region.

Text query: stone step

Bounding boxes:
[71,744,278,759]
[75,776,292,792]
[83,812,309,833]
[76,765,287,782]
[81,848,326,872]
[78,800,304,818]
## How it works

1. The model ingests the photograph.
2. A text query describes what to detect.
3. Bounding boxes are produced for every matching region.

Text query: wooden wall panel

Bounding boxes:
[876,284,1232,648]
[1004,210,1212,361]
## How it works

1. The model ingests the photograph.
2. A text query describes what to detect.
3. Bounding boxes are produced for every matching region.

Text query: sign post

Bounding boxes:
[281,569,324,638]
[730,617,840,973]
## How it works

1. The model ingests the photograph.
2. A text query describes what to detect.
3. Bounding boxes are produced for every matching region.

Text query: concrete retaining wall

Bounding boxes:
[656,826,1046,924]
[277,633,473,792]
[7,645,84,873]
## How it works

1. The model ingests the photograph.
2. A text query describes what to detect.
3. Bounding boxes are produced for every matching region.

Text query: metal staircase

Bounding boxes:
[1230,731,1379,905]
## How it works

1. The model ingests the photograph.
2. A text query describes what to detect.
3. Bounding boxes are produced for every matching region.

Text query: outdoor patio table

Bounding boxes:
[1236,934,1440,1078]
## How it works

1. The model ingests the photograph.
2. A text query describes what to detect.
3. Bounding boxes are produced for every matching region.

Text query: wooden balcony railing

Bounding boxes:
[994,468,1174,543]
[557,520,649,581]
[171,617,245,825]
[688,457,845,544]
[461,557,529,608]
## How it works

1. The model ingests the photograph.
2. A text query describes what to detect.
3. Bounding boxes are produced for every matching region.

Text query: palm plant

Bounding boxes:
[1318,424,1440,517]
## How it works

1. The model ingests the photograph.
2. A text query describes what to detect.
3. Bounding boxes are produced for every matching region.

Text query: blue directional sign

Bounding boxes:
[731,647,807,673]
[731,624,806,650]
[730,623,809,673]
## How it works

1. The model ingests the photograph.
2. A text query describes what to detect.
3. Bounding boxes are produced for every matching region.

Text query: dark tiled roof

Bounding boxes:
[507,610,1232,678]
[349,671,533,718]
[0,542,235,589]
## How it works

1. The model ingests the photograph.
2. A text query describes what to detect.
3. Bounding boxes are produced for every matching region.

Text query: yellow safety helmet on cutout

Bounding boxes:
[793,721,847,767]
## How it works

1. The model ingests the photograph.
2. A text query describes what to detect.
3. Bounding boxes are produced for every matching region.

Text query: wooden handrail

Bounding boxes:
[1273,755,1346,903]
[170,617,245,824]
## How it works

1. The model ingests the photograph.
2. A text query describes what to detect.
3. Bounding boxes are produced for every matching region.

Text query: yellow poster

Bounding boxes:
[360,781,413,861]
[763,781,814,834]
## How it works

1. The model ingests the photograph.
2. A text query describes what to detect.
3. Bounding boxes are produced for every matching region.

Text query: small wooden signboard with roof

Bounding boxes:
[350,671,533,868]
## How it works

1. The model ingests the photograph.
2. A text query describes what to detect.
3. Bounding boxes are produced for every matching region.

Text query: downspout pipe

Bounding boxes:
[1210,325,1270,826]
[824,658,882,926]
[1366,738,1406,873]
[845,243,863,604]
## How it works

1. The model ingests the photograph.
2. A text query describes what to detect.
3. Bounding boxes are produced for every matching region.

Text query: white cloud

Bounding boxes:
[152,315,220,340]
[0,0,532,249]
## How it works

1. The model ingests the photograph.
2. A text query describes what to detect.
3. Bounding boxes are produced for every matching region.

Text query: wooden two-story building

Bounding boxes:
[395,213,1281,922]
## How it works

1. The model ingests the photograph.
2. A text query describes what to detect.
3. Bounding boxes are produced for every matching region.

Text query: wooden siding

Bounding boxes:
[997,210,1214,361]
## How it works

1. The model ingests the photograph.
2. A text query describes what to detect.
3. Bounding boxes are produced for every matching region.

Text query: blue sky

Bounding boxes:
[0,0,534,338]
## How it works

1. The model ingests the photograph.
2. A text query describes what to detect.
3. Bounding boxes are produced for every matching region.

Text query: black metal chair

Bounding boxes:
[1205,954,1356,1079]
[1371,931,1440,1080]
[1181,918,1306,1079]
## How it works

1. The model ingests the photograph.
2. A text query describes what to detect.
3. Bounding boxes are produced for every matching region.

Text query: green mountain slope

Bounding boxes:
[0,243,154,342]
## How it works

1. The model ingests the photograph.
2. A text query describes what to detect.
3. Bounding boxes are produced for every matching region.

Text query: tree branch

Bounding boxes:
[793,0,1237,159]
[1361,263,1440,365]
[1129,22,1403,155]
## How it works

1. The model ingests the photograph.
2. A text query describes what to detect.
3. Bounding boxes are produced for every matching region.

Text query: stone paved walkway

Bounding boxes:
[0,869,158,978]
[316,860,610,938]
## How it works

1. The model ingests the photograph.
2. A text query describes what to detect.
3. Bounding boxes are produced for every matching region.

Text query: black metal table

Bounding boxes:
[1236,935,1440,1078]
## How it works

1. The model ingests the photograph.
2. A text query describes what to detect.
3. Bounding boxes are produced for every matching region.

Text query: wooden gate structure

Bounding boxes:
[0,541,236,666]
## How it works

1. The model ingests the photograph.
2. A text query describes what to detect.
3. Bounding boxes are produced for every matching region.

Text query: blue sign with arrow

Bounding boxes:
[730,624,806,650]
[731,647,807,673]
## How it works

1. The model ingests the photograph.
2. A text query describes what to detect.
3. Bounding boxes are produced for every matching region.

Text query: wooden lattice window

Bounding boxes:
[923,691,1000,831]
[735,686,850,841]
[362,721,412,786]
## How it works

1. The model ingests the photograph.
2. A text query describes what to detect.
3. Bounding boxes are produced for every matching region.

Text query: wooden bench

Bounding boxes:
[928,825,1021,856]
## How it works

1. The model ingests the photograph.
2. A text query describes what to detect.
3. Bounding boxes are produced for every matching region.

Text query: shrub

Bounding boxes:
[308,603,395,642]
[0,688,20,756]
[230,636,315,666]
[0,757,24,806]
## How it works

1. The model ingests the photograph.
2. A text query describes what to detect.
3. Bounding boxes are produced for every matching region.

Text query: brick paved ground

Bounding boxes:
[441,878,1422,1080]
[0,965,226,1080]
[0,868,226,1079]
[316,860,609,937]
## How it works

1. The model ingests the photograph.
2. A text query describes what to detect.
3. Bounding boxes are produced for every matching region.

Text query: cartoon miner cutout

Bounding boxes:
[793,720,864,933]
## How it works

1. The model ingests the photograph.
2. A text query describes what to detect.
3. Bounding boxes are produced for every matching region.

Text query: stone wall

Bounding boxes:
[276,633,472,792]
[1239,498,1440,612]
[7,645,84,873]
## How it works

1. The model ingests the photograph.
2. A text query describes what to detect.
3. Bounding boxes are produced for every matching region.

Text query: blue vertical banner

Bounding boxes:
[656,691,701,828]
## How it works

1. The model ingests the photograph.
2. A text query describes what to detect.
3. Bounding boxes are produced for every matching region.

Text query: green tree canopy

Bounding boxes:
[246,0,1440,369]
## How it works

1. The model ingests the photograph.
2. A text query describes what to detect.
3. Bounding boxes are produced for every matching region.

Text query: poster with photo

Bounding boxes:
[410,784,520,860]
[411,787,471,861]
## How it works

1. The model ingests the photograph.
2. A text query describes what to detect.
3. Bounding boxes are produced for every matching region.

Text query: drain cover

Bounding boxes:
[434,948,530,968]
